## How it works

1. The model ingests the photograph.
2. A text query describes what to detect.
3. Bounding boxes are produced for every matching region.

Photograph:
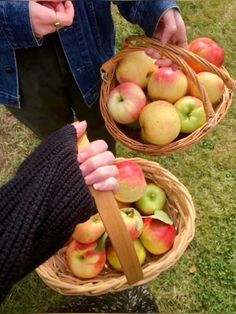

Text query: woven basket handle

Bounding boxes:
[123,35,236,90]
[77,133,144,284]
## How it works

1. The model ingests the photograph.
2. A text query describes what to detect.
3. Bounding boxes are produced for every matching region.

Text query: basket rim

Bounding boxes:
[36,157,196,296]
[99,36,235,156]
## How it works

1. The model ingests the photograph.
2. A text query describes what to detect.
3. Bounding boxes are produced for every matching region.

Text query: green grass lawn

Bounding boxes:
[0,1,236,313]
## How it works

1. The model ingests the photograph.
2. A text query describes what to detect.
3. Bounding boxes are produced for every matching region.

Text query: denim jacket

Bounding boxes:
[0,0,177,108]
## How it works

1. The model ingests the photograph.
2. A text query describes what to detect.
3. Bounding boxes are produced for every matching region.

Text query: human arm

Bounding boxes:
[0,121,118,302]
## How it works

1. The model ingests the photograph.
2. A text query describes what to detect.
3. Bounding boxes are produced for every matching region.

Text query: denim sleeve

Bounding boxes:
[0,0,41,49]
[114,0,179,36]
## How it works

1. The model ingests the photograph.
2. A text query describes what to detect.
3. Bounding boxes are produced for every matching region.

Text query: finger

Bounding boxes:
[72,120,87,139]
[79,151,116,177]
[145,47,161,60]
[174,10,188,48]
[56,1,74,26]
[78,140,109,164]
[173,64,180,71]
[93,177,119,193]
[84,165,118,186]
[40,2,55,9]
[155,58,172,67]
[160,10,177,44]
[54,3,65,13]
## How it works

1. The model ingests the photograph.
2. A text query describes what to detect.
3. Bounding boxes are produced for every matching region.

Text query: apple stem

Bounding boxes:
[126,207,134,217]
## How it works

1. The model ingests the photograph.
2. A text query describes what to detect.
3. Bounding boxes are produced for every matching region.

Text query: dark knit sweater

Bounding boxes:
[0,124,97,302]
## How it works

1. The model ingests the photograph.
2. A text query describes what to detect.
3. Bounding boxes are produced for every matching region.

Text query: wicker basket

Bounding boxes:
[100,35,236,156]
[36,157,195,296]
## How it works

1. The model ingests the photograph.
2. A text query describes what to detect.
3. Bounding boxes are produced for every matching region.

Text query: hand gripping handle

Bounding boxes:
[77,133,144,284]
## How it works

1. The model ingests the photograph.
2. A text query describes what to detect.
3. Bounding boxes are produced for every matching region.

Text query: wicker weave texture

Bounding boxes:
[100,35,236,156]
[36,157,196,296]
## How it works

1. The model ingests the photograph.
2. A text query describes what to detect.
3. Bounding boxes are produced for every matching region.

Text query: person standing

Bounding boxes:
[0,0,187,150]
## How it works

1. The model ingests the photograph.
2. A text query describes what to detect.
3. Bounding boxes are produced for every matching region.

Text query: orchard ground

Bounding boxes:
[0,1,235,313]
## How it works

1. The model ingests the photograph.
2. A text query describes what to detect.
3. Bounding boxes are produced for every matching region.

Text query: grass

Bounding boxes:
[0,1,236,313]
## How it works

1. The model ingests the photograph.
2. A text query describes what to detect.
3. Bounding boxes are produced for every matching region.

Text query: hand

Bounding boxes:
[73,121,119,193]
[146,9,187,67]
[29,1,74,38]
[154,9,188,48]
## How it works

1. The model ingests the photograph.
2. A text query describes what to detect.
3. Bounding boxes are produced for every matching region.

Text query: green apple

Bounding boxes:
[135,183,166,215]
[174,96,207,133]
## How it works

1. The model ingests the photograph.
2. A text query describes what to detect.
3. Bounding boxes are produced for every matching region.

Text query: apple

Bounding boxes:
[140,218,176,255]
[186,37,224,73]
[188,72,225,106]
[66,235,107,279]
[120,207,144,240]
[147,67,188,103]
[135,183,166,215]
[115,160,147,203]
[174,96,207,133]
[116,50,158,89]
[139,100,181,145]
[107,82,147,124]
[72,213,105,244]
[107,239,146,272]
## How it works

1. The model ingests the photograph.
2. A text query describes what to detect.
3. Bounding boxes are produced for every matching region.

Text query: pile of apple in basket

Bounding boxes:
[67,159,175,279]
[100,36,235,155]
[107,37,226,145]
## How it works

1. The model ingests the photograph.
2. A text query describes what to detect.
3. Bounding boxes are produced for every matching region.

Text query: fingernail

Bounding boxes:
[79,164,85,173]
[93,183,100,190]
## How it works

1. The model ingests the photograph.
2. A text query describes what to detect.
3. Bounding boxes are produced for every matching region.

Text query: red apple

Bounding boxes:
[147,67,188,103]
[188,72,225,106]
[66,235,107,279]
[72,213,105,244]
[187,37,224,73]
[140,217,176,255]
[139,100,181,145]
[107,82,147,124]
[116,50,158,89]
[107,239,146,272]
[120,207,143,240]
[115,160,147,203]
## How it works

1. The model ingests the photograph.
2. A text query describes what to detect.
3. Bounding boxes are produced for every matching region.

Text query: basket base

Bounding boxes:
[46,285,159,313]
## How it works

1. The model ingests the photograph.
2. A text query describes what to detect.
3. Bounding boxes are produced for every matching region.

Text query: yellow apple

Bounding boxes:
[116,50,158,89]
[188,71,225,106]
[139,100,181,145]
[72,213,105,244]
[107,239,146,272]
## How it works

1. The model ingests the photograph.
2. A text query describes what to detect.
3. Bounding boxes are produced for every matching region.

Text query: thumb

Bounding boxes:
[72,120,87,139]
[161,24,175,45]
